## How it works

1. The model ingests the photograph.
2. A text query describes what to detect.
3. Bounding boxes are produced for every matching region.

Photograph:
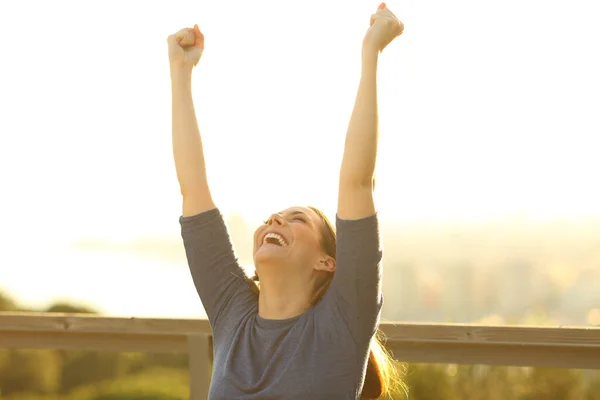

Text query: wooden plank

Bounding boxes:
[381,323,600,369]
[189,334,211,400]
[0,312,211,335]
[1,313,599,370]
[381,322,600,347]
[0,330,188,353]
[386,341,600,370]
[1,313,598,348]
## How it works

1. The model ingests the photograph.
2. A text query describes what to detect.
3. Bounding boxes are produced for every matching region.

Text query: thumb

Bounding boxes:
[193,24,205,49]
[370,13,382,27]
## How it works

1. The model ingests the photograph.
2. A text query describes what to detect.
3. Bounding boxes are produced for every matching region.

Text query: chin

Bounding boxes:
[253,244,290,265]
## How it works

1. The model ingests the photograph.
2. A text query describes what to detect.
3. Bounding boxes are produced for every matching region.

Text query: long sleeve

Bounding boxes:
[321,213,383,346]
[180,208,257,330]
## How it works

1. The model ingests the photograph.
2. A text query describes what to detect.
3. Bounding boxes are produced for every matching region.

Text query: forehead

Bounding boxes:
[279,206,320,222]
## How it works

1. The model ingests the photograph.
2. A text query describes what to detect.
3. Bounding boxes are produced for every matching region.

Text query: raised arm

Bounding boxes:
[168,25,215,217]
[169,26,256,329]
[337,4,404,220]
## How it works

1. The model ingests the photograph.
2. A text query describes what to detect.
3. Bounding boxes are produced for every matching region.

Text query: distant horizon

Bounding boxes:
[3,210,598,322]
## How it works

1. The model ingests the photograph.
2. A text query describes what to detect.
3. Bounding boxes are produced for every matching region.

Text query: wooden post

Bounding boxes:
[188,334,211,400]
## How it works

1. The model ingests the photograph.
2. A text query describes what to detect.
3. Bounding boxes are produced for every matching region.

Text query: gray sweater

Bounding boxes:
[180,208,383,400]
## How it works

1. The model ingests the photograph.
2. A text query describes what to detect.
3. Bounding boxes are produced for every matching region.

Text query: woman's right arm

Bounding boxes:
[168,25,215,217]
[168,27,256,329]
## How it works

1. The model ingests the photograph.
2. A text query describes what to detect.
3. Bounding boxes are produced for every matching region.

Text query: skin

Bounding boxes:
[253,206,335,319]
[169,3,404,320]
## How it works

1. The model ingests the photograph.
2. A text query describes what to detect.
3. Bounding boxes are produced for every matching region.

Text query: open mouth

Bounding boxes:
[262,232,289,247]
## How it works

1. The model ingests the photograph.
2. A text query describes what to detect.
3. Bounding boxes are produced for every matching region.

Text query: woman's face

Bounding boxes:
[253,206,329,272]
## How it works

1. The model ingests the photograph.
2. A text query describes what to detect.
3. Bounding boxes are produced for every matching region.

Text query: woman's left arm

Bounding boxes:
[337,3,404,220]
[327,4,404,344]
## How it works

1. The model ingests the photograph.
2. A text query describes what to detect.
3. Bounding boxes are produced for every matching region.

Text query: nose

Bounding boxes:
[266,213,284,226]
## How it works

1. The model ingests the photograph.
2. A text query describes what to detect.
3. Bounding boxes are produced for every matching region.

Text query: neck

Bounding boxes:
[256,269,313,320]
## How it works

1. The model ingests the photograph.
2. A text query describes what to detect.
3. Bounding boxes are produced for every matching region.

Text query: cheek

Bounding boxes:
[292,227,321,251]
[252,228,263,253]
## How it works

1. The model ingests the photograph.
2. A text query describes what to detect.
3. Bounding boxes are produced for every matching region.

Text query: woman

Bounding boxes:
[168,3,404,399]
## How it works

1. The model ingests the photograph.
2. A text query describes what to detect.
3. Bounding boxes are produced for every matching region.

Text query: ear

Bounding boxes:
[314,256,336,273]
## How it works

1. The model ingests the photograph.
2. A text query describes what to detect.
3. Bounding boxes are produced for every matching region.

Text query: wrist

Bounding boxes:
[361,43,379,61]
[361,45,379,69]
[170,65,193,84]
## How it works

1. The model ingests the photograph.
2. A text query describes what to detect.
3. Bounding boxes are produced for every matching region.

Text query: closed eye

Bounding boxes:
[293,216,306,223]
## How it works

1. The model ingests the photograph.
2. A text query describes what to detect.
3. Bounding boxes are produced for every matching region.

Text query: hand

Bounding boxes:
[167,25,205,70]
[363,3,404,53]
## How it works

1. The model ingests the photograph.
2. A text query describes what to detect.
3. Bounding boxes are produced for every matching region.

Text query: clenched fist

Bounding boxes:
[167,24,205,70]
[363,3,404,53]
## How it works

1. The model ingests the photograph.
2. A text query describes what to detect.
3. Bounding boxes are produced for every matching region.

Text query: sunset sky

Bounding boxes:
[0,0,598,316]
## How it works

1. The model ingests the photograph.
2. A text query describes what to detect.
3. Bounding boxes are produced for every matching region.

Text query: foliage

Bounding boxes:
[0,293,18,312]
[66,367,188,400]
[44,303,98,314]
[57,351,129,394]
[0,349,61,395]
[400,364,599,400]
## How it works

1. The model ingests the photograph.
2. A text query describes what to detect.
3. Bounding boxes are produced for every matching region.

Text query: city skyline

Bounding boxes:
[2,211,599,326]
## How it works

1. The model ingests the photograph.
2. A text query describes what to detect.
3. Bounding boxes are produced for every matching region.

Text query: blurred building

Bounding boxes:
[494,259,536,320]
[382,262,421,321]
[441,262,476,322]
[557,267,600,325]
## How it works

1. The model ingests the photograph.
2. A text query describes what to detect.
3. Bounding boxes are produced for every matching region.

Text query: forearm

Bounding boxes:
[339,48,379,187]
[171,69,210,197]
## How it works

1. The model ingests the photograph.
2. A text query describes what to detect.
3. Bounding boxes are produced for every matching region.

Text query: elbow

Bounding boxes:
[178,181,206,198]
[339,174,375,191]
[339,158,376,190]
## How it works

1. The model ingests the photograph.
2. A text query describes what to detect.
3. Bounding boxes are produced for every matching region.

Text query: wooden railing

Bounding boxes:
[1,312,599,399]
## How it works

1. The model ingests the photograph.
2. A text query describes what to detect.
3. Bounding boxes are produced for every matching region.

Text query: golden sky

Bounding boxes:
[0,0,598,315]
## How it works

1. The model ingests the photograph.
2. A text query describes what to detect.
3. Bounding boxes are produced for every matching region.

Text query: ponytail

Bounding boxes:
[362,332,407,399]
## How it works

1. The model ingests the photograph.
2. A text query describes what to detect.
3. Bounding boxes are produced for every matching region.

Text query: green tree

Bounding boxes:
[67,367,189,400]
[585,372,600,400]
[58,351,124,394]
[522,368,584,400]
[44,303,97,314]
[403,364,455,400]
[0,350,61,396]
[0,291,18,312]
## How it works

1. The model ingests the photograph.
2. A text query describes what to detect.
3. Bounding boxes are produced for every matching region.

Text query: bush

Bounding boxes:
[0,293,18,312]
[66,367,189,400]
[58,351,137,393]
[1,394,66,400]
[0,350,61,396]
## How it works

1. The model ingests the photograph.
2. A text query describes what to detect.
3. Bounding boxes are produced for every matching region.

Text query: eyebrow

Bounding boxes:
[283,210,311,221]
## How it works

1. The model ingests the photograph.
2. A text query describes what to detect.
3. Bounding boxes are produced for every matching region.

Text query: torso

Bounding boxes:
[209,301,364,400]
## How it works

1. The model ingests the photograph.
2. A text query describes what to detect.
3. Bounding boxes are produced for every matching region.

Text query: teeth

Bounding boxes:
[263,232,288,247]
